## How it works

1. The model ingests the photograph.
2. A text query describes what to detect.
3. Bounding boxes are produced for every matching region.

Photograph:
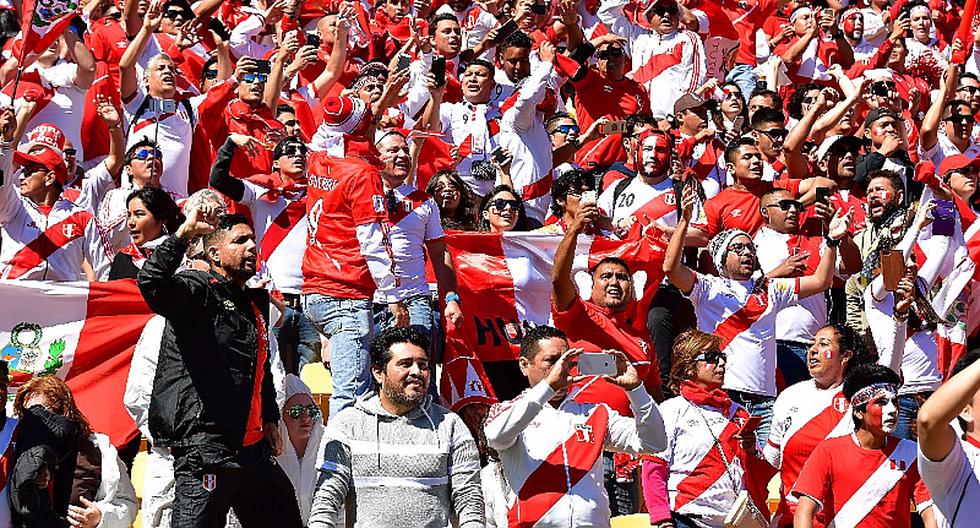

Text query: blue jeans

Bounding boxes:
[373,293,435,336]
[725,64,759,104]
[301,294,375,417]
[776,340,811,389]
[728,391,775,449]
[895,393,925,441]
[272,306,320,374]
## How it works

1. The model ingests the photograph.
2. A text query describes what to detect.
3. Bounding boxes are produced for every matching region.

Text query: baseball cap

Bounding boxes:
[938,154,980,177]
[14,145,68,184]
[673,93,711,115]
[815,135,864,161]
[863,107,899,129]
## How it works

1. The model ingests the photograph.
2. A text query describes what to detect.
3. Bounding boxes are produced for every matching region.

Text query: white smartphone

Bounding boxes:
[578,352,617,377]
[580,190,597,206]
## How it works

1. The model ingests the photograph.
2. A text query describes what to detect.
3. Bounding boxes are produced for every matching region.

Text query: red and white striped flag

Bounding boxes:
[444,231,668,363]
[18,0,80,60]
[0,280,153,447]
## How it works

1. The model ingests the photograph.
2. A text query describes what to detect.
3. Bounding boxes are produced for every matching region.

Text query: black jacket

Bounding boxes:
[137,235,278,463]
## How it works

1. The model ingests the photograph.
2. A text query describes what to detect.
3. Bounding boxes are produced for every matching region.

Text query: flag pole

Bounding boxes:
[10,0,42,106]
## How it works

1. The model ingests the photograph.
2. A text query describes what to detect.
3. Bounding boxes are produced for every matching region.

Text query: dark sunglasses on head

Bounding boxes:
[552,124,579,135]
[597,46,625,60]
[694,349,726,364]
[489,198,520,212]
[63,148,77,158]
[242,73,269,84]
[766,198,804,212]
[285,404,321,420]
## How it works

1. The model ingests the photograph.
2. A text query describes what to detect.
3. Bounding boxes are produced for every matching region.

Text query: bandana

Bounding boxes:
[709,228,753,276]
[789,6,813,24]
[909,4,930,17]
[850,383,899,407]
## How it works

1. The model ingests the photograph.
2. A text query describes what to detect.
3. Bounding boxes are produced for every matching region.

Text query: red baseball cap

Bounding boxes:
[14,145,68,184]
[938,154,980,177]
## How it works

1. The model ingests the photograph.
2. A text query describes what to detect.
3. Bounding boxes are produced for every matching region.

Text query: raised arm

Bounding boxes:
[919,62,959,155]
[796,209,848,298]
[64,27,96,90]
[663,187,697,294]
[918,352,980,461]
[265,32,300,112]
[119,1,164,102]
[780,23,817,66]
[552,201,599,311]
[313,19,349,99]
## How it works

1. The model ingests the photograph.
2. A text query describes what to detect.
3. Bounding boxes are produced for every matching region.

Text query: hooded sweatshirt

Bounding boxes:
[309,391,484,528]
[276,374,326,526]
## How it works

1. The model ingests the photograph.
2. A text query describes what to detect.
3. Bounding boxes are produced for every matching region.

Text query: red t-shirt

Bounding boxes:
[719,0,777,66]
[302,154,387,298]
[793,435,931,528]
[86,17,129,68]
[696,180,801,238]
[552,296,660,416]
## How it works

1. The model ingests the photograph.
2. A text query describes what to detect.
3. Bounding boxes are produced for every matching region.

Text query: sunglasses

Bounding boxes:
[489,198,520,212]
[694,350,726,364]
[757,128,788,142]
[723,89,742,100]
[203,69,218,80]
[63,148,77,158]
[727,242,754,255]
[242,73,269,84]
[552,124,579,135]
[651,4,679,16]
[766,199,804,212]
[285,404,321,420]
[959,85,980,94]
[163,9,191,19]
[597,46,625,60]
[946,114,974,124]
[133,148,162,161]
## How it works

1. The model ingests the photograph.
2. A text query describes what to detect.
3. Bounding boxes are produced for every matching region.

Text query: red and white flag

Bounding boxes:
[0,280,153,447]
[440,320,497,413]
[18,0,80,60]
[444,231,668,363]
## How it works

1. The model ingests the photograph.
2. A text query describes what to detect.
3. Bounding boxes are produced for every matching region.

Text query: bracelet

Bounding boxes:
[445,292,461,305]
[893,310,909,322]
[825,236,841,247]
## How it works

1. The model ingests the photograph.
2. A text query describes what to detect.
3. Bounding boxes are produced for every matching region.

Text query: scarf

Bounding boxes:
[680,380,733,415]
[245,173,307,202]
[860,206,908,281]
[118,236,167,269]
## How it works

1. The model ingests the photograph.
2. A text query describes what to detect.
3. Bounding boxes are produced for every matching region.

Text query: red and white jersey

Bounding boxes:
[676,135,727,198]
[649,396,749,526]
[687,274,799,396]
[377,183,444,302]
[864,283,943,395]
[753,227,839,343]
[239,181,308,295]
[97,183,182,251]
[597,0,706,118]
[793,435,932,528]
[597,176,680,228]
[0,161,113,281]
[485,381,666,528]
[123,84,197,198]
[764,380,852,518]
[68,162,115,216]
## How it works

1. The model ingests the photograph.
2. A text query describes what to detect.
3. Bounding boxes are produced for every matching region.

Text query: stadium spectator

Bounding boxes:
[276,375,326,525]
[426,169,480,232]
[108,187,182,280]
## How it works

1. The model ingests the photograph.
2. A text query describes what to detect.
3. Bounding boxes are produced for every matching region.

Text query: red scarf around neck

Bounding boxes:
[680,380,733,414]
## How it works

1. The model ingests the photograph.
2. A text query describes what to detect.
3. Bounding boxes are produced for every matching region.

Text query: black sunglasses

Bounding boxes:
[163,9,191,19]
[694,349,726,364]
[597,46,625,60]
[203,69,218,79]
[946,114,974,124]
[959,85,980,94]
[63,148,77,158]
[489,198,520,212]
[757,128,788,142]
[765,199,804,212]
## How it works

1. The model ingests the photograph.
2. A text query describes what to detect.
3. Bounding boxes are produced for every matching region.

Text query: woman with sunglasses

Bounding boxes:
[714,82,748,142]
[641,330,774,528]
[276,374,326,525]
[108,187,183,280]
[478,185,533,232]
[426,170,479,231]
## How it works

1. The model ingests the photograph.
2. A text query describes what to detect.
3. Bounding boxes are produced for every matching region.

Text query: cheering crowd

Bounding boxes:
[3,0,980,525]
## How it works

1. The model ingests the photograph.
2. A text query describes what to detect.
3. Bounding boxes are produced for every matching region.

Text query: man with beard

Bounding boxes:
[310,327,484,528]
[840,8,876,63]
[955,73,980,118]
[856,108,920,206]
[666,186,849,444]
[793,364,937,528]
[137,206,303,528]
[484,325,666,526]
[844,170,908,332]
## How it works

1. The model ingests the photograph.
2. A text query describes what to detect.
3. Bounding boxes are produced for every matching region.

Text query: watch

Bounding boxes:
[825,236,841,247]
[445,292,461,305]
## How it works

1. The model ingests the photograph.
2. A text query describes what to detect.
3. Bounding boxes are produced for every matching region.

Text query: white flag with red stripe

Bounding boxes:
[18,0,80,60]
[0,280,153,446]
[444,231,668,363]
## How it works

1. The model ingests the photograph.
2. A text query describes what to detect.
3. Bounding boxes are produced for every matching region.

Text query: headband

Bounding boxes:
[909,4,930,17]
[789,6,813,24]
[850,383,899,408]
[841,7,861,22]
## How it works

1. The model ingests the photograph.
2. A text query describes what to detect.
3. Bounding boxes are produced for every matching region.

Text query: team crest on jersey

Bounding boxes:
[574,423,595,443]
[889,459,907,471]
[832,396,848,413]
[62,223,76,238]
[664,193,676,206]
[0,322,66,375]
[372,195,386,213]
[202,473,217,491]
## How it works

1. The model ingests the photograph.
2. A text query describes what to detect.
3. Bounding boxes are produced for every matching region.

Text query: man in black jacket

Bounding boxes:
[137,205,302,528]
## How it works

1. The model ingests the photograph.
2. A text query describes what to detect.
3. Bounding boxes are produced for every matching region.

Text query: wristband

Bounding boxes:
[825,236,841,247]
[445,292,461,305]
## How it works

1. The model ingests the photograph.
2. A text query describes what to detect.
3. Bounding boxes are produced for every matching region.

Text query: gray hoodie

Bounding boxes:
[309,392,484,528]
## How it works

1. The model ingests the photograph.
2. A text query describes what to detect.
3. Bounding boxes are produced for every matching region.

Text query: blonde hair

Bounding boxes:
[668,330,723,393]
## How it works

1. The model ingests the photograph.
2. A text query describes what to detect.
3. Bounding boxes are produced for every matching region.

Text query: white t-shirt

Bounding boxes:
[919,436,980,527]
[25,62,87,160]
[123,84,194,197]
[687,274,799,396]
[373,184,444,302]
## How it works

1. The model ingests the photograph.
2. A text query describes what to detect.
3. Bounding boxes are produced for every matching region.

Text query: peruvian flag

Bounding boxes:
[440,320,497,412]
[444,231,668,363]
[0,280,153,447]
[18,0,80,60]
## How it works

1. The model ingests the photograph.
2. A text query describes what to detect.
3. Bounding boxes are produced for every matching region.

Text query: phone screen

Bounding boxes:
[432,56,446,86]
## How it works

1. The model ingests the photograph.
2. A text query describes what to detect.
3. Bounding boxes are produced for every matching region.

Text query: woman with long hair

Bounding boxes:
[478,185,532,232]
[426,170,479,231]
[108,187,182,279]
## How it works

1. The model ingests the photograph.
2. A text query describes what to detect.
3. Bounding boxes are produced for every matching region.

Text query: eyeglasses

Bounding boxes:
[284,404,321,420]
[694,349,726,364]
[242,73,269,84]
[727,242,754,255]
[202,69,218,80]
[765,199,804,212]
[552,124,579,135]
[597,46,625,60]
[63,148,76,158]
[756,128,788,142]
[489,198,520,212]
[133,148,162,161]
[723,89,742,100]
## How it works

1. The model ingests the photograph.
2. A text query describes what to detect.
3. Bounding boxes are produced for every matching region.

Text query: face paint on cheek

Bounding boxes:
[825,350,833,359]
[843,17,857,34]
[641,135,670,168]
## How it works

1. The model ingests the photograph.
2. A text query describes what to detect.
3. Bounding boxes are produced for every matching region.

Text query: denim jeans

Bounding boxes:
[373,293,435,337]
[273,306,321,375]
[728,391,776,449]
[776,340,811,389]
[895,393,926,441]
[725,64,759,104]
[301,294,375,417]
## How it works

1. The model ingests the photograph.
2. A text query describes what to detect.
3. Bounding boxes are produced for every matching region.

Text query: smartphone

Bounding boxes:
[432,56,446,86]
[209,18,231,42]
[580,190,598,205]
[880,249,904,292]
[871,82,890,97]
[490,146,508,164]
[737,415,762,437]
[254,59,272,75]
[755,79,768,92]
[530,2,547,14]
[149,98,177,114]
[496,19,519,41]
[933,199,956,237]
[305,32,321,49]
[397,53,412,72]
[578,352,617,377]
[815,187,832,206]
[599,120,627,135]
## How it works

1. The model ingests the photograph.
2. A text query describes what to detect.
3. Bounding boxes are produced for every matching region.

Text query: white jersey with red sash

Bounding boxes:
[97,183,183,251]
[1,154,113,280]
[378,183,444,302]
[485,380,665,527]
[238,179,308,295]
[597,175,679,228]
[793,435,932,528]
[687,274,799,397]
[764,380,852,520]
